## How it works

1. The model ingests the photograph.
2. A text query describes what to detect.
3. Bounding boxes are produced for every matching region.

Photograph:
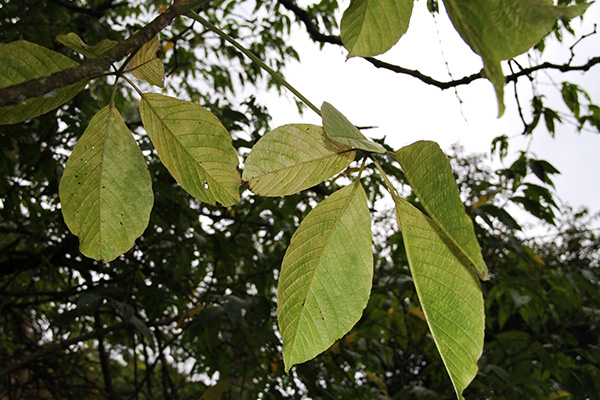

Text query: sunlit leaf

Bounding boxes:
[0,41,88,125]
[278,182,373,372]
[443,0,590,116]
[139,93,240,206]
[394,196,484,399]
[395,141,489,280]
[341,0,414,58]
[56,32,118,58]
[322,102,386,153]
[242,124,355,196]
[59,105,154,261]
[130,35,164,87]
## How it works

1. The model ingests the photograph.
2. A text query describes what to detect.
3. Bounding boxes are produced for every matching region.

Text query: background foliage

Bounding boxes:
[1,0,599,399]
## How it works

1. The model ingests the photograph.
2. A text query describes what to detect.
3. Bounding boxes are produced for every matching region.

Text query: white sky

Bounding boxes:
[261,0,600,224]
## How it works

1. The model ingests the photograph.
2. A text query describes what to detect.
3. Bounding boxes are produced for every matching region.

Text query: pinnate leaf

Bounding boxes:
[394,197,484,399]
[395,141,488,280]
[341,0,414,58]
[278,182,373,372]
[0,41,88,125]
[59,105,154,261]
[443,0,590,116]
[139,93,240,206]
[242,124,355,196]
[56,32,118,58]
[130,35,164,87]
[322,102,385,154]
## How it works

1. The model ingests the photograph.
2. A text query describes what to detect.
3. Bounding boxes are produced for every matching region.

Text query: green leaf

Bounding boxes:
[200,380,230,400]
[394,197,484,399]
[278,181,373,372]
[442,0,590,116]
[139,93,240,206]
[242,124,355,196]
[395,141,489,280]
[0,40,88,125]
[341,0,414,58]
[56,32,118,59]
[59,105,154,261]
[130,35,164,87]
[321,102,386,154]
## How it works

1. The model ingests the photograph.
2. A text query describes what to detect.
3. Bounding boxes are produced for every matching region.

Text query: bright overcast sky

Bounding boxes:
[260,0,600,224]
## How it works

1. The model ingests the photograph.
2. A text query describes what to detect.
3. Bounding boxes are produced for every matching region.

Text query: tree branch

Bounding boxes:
[279,0,600,90]
[0,0,210,108]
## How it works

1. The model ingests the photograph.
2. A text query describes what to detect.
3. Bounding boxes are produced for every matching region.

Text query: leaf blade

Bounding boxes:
[341,0,414,58]
[59,105,154,261]
[56,32,118,59]
[0,41,88,125]
[242,124,355,196]
[130,35,164,87]
[278,182,373,371]
[394,197,484,399]
[139,93,240,206]
[322,102,386,154]
[395,141,488,280]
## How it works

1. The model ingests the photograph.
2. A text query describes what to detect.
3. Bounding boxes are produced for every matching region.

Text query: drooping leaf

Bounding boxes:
[322,102,386,153]
[139,93,240,206]
[341,0,414,58]
[242,124,355,196]
[394,141,488,280]
[56,32,118,58]
[394,196,484,399]
[130,35,164,87]
[0,40,88,125]
[442,0,590,116]
[59,105,154,261]
[278,181,373,372]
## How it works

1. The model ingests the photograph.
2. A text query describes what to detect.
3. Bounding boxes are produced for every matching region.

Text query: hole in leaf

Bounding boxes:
[203,180,209,190]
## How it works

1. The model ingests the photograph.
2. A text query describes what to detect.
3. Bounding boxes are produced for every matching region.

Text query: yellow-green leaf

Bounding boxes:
[395,141,489,280]
[341,0,414,58]
[130,35,164,87]
[59,105,154,262]
[242,124,355,196]
[0,41,88,125]
[139,93,240,206]
[443,0,590,116]
[322,102,386,154]
[56,32,118,58]
[278,182,373,372]
[394,197,484,399]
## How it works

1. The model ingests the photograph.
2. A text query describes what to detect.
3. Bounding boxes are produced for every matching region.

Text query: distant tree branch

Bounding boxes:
[0,0,210,108]
[279,0,600,90]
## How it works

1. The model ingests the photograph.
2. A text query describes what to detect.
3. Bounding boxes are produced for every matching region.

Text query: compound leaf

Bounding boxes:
[56,32,118,59]
[139,93,240,206]
[242,124,355,196]
[278,182,373,372]
[395,141,488,280]
[130,35,164,87]
[322,102,385,154]
[0,40,88,125]
[59,105,153,261]
[443,0,590,116]
[341,0,414,58]
[394,197,484,399]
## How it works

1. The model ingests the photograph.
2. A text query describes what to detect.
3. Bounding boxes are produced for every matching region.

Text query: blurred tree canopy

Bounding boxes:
[1,0,599,399]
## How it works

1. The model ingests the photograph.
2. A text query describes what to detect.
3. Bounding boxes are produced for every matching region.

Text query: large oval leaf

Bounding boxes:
[59,105,154,262]
[341,0,414,58]
[442,0,590,116]
[242,124,355,196]
[322,102,386,154]
[139,93,240,207]
[278,181,373,372]
[395,141,488,280]
[0,41,88,125]
[394,197,484,399]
